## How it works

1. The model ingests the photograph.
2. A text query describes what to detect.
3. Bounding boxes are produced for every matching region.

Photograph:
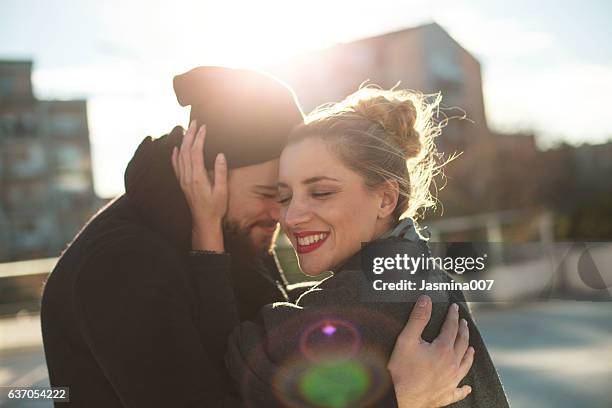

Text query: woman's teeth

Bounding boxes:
[297,233,327,246]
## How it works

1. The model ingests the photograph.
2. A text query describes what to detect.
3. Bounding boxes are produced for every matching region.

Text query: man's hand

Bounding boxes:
[171,120,228,252]
[387,296,474,408]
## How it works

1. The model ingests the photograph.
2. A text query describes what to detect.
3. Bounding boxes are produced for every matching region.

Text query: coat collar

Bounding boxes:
[337,217,428,273]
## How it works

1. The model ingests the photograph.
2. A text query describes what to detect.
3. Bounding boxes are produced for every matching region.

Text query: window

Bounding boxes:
[53,173,90,193]
[6,182,48,207]
[10,144,46,177]
[50,113,84,136]
[54,144,85,171]
[0,78,16,99]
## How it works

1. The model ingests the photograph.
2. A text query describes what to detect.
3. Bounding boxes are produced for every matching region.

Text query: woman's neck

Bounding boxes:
[332,218,398,273]
[372,217,397,241]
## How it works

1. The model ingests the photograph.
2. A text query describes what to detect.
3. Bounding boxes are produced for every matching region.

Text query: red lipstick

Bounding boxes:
[294,231,330,254]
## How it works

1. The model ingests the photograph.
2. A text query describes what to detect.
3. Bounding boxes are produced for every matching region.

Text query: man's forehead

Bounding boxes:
[229,158,280,187]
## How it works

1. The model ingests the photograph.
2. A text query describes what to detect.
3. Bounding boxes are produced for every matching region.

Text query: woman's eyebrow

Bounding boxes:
[303,176,340,185]
[277,176,340,189]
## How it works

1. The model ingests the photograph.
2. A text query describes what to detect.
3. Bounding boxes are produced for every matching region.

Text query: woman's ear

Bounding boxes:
[377,179,399,219]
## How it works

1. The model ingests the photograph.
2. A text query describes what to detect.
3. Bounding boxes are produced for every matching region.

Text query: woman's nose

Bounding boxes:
[282,199,311,229]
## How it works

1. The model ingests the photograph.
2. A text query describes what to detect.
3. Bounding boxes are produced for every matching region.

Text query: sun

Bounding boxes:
[120,0,346,70]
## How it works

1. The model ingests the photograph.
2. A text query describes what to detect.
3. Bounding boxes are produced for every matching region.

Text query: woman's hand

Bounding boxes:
[171,120,228,252]
[388,296,474,408]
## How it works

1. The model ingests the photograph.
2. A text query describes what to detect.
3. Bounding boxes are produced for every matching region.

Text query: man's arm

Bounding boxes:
[187,252,241,364]
[74,245,241,407]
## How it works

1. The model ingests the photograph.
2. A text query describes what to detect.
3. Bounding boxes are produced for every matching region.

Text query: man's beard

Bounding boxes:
[223,217,278,262]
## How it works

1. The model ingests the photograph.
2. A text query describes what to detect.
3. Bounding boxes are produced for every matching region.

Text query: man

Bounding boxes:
[41,67,472,407]
[41,67,306,407]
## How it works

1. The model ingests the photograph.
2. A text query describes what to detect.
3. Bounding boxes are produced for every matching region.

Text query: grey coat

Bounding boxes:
[218,224,510,407]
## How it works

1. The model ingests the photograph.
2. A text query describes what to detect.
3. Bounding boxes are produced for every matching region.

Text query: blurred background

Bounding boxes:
[1,0,611,406]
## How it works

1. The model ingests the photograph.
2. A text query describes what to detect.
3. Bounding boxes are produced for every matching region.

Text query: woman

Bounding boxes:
[173,87,509,407]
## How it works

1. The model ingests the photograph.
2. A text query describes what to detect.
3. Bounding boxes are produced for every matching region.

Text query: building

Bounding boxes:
[270,23,499,217]
[0,60,98,262]
[272,22,489,152]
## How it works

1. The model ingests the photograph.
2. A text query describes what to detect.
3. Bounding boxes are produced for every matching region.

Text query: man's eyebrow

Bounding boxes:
[277,176,340,189]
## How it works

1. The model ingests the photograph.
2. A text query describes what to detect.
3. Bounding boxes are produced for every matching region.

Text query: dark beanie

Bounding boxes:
[124,67,303,249]
[173,66,304,169]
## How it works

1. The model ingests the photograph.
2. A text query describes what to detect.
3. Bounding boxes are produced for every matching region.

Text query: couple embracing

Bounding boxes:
[41,66,509,407]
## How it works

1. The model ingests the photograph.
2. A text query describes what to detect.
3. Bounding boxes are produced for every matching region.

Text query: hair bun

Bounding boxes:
[292,86,445,221]
[353,94,421,159]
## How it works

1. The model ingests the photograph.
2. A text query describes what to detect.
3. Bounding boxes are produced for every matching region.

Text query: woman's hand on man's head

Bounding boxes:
[388,296,474,408]
[171,120,228,252]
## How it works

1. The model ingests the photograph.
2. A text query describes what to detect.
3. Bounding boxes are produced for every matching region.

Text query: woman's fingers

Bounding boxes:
[179,120,197,186]
[185,119,197,146]
[191,125,211,189]
[214,153,228,201]
[171,147,179,179]
[454,318,470,363]
[436,303,459,346]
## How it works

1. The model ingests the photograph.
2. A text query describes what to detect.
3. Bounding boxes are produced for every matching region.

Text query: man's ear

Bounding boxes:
[378,179,399,219]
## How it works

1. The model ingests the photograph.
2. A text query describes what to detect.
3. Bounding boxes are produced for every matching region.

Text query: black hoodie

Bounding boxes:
[41,128,291,407]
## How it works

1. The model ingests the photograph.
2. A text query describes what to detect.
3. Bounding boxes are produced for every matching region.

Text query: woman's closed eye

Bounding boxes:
[278,191,336,205]
[312,191,334,199]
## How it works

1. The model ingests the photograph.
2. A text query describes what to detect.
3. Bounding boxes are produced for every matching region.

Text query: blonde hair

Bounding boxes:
[289,85,447,221]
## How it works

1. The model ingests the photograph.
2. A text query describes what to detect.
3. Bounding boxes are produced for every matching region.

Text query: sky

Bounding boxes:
[1,0,611,198]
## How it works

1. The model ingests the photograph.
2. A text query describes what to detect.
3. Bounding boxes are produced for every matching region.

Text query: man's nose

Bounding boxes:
[267,200,280,223]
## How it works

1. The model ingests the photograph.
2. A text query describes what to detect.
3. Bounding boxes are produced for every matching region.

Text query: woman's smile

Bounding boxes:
[293,231,330,254]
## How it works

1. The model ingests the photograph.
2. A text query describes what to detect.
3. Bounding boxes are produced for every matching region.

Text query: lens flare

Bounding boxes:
[268,308,403,407]
[272,351,391,408]
[322,323,337,336]
[300,319,361,362]
[299,361,369,408]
